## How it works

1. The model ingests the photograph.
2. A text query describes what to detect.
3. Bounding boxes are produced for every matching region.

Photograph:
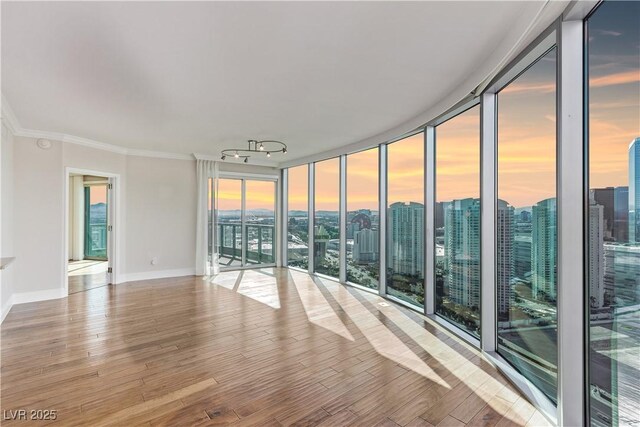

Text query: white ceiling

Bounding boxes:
[1,1,566,166]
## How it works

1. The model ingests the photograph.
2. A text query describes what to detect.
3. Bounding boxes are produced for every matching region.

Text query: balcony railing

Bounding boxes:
[213,222,275,266]
[86,223,107,259]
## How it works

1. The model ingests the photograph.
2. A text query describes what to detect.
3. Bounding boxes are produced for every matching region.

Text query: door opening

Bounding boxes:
[67,173,114,294]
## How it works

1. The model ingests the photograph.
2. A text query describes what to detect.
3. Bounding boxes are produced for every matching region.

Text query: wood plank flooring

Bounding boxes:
[1,268,553,426]
[68,260,109,294]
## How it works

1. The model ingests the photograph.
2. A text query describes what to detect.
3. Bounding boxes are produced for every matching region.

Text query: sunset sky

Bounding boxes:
[216,178,276,211]
[287,164,308,211]
[588,0,640,190]
[89,185,107,205]
[387,132,424,206]
[346,147,378,211]
[436,106,479,202]
[314,157,340,211]
[497,48,557,208]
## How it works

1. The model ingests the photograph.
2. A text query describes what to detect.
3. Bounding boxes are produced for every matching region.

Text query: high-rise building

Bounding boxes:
[591,186,630,242]
[603,244,640,306]
[443,198,480,309]
[497,200,514,318]
[388,202,424,276]
[590,187,615,240]
[313,224,330,267]
[435,202,444,229]
[353,228,379,263]
[514,235,532,279]
[531,198,557,302]
[614,186,629,243]
[589,201,605,308]
[629,138,640,242]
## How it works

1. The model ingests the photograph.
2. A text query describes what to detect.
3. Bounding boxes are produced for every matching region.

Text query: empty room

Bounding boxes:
[1,1,638,426]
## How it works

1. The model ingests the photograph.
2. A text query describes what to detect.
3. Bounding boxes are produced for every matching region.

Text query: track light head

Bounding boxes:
[234,151,239,158]
[283,147,287,154]
[267,152,271,157]
[221,155,226,160]
[244,157,248,163]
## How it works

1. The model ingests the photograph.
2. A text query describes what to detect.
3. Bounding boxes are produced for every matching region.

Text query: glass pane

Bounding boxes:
[288,165,309,269]
[84,184,108,259]
[314,158,340,278]
[435,106,480,336]
[497,48,557,403]
[587,2,640,425]
[217,178,242,267]
[346,148,379,289]
[387,132,425,306]
[245,180,276,265]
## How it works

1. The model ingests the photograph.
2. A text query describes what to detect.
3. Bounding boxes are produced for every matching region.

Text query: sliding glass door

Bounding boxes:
[84,184,108,260]
[215,177,277,269]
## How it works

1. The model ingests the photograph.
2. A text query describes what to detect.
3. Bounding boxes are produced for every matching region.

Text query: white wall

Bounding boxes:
[124,156,196,280]
[1,123,16,320]
[12,136,66,299]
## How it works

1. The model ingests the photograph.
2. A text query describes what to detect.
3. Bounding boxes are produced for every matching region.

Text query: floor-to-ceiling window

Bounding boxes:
[496,47,558,403]
[435,105,481,336]
[386,132,425,306]
[346,148,379,289]
[216,177,277,268]
[587,2,640,425]
[287,165,309,269]
[217,178,243,267]
[314,158,340,277]
[84,183,108,260]
[245,180,276,265]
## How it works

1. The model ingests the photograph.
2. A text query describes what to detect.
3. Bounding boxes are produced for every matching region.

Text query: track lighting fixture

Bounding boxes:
[220,140,288,163]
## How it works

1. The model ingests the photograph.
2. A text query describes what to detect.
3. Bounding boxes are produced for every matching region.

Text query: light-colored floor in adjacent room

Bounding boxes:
[1,268,551,426]
[68,260,109,294]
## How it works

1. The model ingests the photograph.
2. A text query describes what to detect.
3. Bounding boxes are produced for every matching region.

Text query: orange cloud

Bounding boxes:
[590,69,640,88]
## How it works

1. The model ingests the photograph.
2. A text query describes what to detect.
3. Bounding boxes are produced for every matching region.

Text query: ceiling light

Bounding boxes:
[219,140,288,162]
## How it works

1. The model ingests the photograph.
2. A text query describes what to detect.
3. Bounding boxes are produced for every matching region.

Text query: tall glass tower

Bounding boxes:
[629,137,640,242]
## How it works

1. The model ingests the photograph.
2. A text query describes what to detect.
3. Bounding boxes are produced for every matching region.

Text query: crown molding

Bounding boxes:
[1,94,21,135]
[1,94,194,161]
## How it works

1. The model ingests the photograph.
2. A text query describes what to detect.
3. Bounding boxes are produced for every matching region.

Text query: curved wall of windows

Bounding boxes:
[281,3,634,423]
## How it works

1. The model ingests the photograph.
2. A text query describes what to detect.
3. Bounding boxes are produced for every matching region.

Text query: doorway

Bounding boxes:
[67,173,114,294]
[214,177,277,270]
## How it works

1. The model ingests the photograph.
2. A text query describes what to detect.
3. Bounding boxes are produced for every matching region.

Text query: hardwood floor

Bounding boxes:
[1,268,552,426]
[68,260,109,294]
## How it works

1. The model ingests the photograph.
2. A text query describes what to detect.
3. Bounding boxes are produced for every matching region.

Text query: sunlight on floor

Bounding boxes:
[289,270,354,341]
[210,269,281,309]
[68,260,108,276]
[316,277,449,388]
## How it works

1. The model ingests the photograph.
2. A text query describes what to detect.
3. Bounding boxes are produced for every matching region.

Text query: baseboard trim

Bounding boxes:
[12,288,67,305]
[0,269,195,324]
[120,268,196,283]
[1,294,14,324]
